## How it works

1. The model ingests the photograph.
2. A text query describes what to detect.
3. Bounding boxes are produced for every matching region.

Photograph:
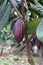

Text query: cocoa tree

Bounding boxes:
[0,0,43,65]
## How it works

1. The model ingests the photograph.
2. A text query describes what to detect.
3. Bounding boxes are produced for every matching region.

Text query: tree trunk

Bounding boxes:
[21,0,35,65]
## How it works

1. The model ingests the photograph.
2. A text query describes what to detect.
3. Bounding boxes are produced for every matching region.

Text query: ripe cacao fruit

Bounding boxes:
[13,19,26,43]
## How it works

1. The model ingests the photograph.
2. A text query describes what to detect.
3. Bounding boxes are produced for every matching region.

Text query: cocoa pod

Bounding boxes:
[13,19,26,43]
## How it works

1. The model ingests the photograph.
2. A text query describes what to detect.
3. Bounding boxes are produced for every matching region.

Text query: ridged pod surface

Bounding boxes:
[13,19,26,43]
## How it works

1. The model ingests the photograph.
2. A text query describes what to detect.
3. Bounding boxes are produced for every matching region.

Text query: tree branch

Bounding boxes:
[21,0,25,20]
[10,0,22,18]
[21,0,35,65]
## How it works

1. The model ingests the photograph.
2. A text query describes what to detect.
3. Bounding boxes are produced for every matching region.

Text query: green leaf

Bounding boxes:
[36,18,43,43]
[30,0,43,15]
[0,0,4,5]
[0,3,11,31]
[26,18,41,35]
[0,0,7,9]
[0,0,7,19]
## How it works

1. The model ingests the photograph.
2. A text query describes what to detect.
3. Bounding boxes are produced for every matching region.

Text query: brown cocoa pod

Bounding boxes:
[13,19,26,43]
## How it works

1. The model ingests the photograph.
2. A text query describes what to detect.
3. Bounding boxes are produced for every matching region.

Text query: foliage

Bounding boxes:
[0,1,43,65]
[36,18,43,43]
[0,0,11,31]
[30,0,43,16]
[30,0,43,42]
[26,18,41,35]
[0,0,43,44]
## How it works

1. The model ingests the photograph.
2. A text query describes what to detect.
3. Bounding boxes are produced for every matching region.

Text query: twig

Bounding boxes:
[10,0,22,18]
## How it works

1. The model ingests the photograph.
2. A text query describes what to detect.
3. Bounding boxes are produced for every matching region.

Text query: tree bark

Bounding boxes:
[21,0,35,65]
